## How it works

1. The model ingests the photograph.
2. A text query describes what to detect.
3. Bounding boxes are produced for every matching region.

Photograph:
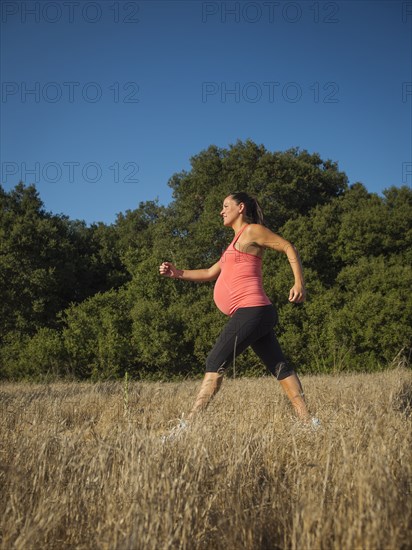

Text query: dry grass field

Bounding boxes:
[1,368,411,550]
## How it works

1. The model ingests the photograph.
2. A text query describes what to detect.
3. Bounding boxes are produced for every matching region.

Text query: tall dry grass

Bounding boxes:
[1,368,411,549]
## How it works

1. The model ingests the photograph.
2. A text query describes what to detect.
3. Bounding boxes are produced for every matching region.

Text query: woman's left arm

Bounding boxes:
[248,224,306,303]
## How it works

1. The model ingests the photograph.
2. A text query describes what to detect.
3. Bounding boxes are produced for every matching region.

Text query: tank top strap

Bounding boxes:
[232,224,249,247]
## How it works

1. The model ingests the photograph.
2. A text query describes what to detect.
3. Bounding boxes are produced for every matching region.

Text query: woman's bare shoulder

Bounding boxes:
[246,224,287,249]
[245,223,274,238]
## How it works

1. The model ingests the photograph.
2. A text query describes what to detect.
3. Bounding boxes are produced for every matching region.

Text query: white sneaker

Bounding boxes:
[294,416,321,433]
[161,418,189,443]
[310,417,321,430]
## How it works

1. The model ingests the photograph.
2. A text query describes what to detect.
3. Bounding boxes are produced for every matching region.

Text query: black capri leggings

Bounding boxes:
[206,304,295,380]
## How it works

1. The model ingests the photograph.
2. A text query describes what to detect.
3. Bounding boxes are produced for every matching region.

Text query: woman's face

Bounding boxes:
[220,196,243,226]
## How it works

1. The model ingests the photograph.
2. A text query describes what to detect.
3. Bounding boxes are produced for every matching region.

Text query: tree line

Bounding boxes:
[1,140,411,380]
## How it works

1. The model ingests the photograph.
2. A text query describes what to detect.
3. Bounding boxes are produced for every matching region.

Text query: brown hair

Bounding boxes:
[230,192,264,225]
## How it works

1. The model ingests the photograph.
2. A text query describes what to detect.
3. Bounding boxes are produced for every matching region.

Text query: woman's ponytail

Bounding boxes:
[230,192,264,225]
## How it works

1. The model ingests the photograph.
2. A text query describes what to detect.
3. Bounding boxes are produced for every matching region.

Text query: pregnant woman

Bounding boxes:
[159,192,319,432]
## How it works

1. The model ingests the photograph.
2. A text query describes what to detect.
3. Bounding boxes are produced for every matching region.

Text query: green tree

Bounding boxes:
[63,289,133,380]
[2,142,410,380]
[0,183,73,337]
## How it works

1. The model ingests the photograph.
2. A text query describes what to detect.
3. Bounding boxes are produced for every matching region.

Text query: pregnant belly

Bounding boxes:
[213,275,231,316]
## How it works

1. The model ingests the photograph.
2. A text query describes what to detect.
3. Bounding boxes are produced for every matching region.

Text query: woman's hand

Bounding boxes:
[159,261,180,278]
[289,283,306,303]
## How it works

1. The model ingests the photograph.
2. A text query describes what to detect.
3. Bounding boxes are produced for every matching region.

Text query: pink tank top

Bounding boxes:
[213,224,271,316]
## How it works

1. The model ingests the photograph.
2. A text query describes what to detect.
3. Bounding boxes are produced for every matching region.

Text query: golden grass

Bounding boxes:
[1,368,411,550]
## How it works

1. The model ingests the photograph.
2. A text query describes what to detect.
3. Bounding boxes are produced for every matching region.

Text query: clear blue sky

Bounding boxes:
[1,0,411,225]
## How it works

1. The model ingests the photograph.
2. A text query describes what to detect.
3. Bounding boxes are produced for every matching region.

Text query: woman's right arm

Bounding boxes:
[159,261,221,282]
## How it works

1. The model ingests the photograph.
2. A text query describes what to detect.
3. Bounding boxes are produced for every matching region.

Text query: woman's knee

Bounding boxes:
[273,362,296,380]
[205,353,228,375]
